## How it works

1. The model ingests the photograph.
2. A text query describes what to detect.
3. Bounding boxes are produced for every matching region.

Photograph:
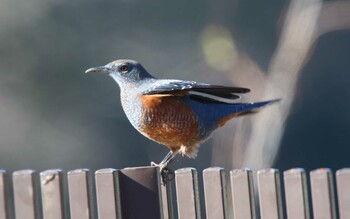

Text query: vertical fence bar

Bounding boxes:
[310,168,336,219]
[0,170,8,219]
[257,169,283,219]
[12,169,39,219]
[40,169,65,219]
[160,174,174,219]
[203,167,227,219]
[336,168,350,219]
[119,166,163,219]
[67,169,93,219]
[283,168,310,219]
[230,168,256,219]
[175,168,201,219]
[95,168,121,219]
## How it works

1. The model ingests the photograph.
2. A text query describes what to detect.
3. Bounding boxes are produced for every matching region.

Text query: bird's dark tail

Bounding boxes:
[230,99,280,113]
[214,99,280,127]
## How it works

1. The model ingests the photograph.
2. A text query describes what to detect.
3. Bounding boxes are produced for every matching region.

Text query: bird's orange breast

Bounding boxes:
[139,95,199,151]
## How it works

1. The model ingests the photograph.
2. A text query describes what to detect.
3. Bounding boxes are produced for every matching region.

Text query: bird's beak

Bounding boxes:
[85,66,111,74]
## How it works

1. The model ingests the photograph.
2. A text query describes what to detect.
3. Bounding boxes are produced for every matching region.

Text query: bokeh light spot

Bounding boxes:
[200,25,237,71]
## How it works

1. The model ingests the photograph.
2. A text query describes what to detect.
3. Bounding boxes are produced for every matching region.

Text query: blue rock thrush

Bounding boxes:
[86,59,279,171]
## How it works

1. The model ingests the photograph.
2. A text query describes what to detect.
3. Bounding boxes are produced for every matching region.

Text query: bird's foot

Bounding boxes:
[160,167,175,184]
[151,161,158,167]
[150,161,174,184]
[150,161,169,171]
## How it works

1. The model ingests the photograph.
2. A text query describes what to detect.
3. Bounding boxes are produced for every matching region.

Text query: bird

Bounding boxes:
[85,59,279,171]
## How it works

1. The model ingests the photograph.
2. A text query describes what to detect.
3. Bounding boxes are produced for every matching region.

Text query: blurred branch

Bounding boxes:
[317,1,350,36]
[242,0,322,169]
[209,0,350,169]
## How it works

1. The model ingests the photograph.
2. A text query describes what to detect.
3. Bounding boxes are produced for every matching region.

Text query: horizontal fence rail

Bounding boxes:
[0,167,349,219]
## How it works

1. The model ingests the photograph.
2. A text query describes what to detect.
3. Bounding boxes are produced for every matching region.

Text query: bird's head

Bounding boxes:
[85,59,154,86]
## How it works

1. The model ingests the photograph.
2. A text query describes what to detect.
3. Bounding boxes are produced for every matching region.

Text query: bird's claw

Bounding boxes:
[150,161,174,184]
[161,167,175,184]
[150,161,168,171]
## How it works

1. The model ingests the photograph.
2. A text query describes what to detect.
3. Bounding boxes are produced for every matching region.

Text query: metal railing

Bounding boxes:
[0,166,349,219]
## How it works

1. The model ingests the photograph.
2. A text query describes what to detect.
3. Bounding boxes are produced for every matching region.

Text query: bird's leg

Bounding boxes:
[150,151,173,167]
[160,150,180,184]
[151,150,180,183]
[151,150,180,169]
[158,150,180,170]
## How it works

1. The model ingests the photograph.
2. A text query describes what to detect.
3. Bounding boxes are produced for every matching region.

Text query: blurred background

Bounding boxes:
[0,0,350,175]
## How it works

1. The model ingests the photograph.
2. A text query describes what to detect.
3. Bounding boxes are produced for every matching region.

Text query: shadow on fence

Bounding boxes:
[0,166,349,219]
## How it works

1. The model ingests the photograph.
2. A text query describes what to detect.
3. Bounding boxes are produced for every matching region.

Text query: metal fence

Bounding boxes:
[0,166,349,219]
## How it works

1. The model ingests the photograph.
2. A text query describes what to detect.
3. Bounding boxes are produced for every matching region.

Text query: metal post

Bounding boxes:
[203,167,227,219]
[336,168,350,219]
[231,168,256,219]
[13,170,39,219]
[67,169,93,219]
[40,169,65,219]
[257,169,283,219]
[119,166,163,219]
[284,168,310,219]
[175,168,201,219]
[310,168,336,219]
[0,170,8,219]
[95,168,121,219]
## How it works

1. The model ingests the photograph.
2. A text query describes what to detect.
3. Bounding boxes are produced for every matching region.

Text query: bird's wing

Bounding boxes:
[141,80,250,103]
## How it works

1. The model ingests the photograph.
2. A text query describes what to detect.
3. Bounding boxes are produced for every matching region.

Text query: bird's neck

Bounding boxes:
[118,78,157,128]
[119,85,143,129]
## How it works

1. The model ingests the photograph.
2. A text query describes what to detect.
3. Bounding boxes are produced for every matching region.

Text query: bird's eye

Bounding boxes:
[119,65,128,73]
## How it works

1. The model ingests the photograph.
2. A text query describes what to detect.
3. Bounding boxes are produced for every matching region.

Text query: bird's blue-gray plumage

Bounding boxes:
[85,59,280,161]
